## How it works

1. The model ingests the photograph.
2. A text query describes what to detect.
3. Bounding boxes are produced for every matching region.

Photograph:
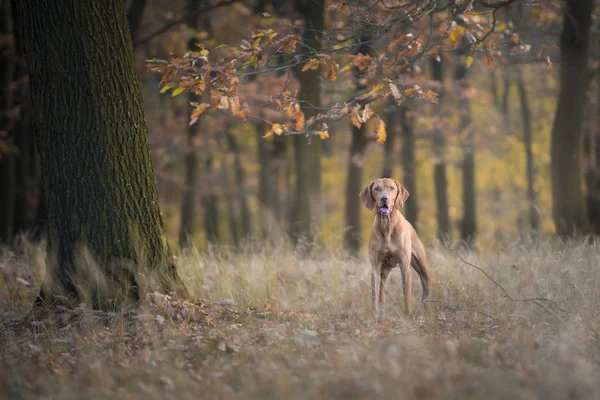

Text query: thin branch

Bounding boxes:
[451,249,569,319]
[423,300,496,320]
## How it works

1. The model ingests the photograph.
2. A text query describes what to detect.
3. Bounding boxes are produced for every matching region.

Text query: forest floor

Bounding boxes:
[1,238,600,400]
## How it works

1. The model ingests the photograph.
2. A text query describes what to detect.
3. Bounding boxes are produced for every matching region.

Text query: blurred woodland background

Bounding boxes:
[1,0,599,255]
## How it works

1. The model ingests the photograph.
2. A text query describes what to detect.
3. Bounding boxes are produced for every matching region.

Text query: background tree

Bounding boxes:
[550,0,595,236]
[14,0,187,308]
[289,0,325,246]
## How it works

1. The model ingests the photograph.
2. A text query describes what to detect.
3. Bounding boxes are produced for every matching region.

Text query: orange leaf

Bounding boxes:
[485,54,493,68]
[374,115,386,144]
[302,58,321,72]
[328,63,339,81]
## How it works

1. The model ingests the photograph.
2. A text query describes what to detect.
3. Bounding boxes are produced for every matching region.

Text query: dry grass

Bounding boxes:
[1,237,600,399]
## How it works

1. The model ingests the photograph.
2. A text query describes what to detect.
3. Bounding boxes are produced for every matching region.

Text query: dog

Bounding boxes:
[360,178,431,318]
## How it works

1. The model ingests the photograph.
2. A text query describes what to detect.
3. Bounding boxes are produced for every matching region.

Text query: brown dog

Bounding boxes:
[360,178,431,318]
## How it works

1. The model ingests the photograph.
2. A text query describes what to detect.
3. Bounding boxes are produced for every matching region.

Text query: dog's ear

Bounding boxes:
[359,181,375,210]
[394,180,410,208]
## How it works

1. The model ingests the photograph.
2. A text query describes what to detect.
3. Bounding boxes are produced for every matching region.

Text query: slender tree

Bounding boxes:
[431,56,451,244]
[290,0,324,246]
[456,47,476,245]
[516,66,539,233]
[550,0,594,236]
[0,0,15,243]
[381,98,397,179]
[14,0,188,308]
[179,0,201,250]
[126,0,147,45]
[400,99,418,227]
[344,38,372,256]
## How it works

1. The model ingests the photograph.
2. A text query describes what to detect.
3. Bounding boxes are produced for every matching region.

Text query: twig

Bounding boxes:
[451,249,568,322]
[423,299,496,320]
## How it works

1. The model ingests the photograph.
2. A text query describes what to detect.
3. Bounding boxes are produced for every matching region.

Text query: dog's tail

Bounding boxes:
[411,252,432,301]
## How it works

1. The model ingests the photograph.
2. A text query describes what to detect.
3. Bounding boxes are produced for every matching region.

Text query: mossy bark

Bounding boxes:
[14,0,188,308]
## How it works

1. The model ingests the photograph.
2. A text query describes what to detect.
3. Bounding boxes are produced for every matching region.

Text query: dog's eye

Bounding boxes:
[373,187,380,192]
[389,186,395,191]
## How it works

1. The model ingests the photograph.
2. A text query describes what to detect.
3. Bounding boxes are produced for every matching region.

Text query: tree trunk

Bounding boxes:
[14,0,188,308]
[344,38,372,256]
[257,121,271,237]
[400,99,418,227]
[271,134,287,221]
[489,69,500,109]
[550,0,594,237]
[431,56,451,244]
[0,0,15,243]
[290,0,324,246]
[126,0,147,45]
[584,79,600,234]
[202,149,220,245]
[179,0,201,250]
[226,129,250,240]
[501,68,511,132]
[517,66,540,233]
[456,53,476,246]
[381,97,397,178]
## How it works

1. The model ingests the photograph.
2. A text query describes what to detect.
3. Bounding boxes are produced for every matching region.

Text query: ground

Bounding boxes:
[1,238,600,399]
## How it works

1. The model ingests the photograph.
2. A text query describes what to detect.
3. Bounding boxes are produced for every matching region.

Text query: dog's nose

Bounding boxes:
[380,195,388,203]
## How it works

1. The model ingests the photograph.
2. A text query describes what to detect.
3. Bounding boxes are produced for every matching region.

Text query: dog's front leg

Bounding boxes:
[371,267,381,318]
[399,259,413,316]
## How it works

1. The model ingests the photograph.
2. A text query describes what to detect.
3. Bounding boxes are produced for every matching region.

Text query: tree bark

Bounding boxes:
[179,0,201,250]
[14,0,188,308]
[431,56,451,244]
[400,99,418,227]
[517,66,540,233]
[550,0,594,237]
[290,0,324,246]
[456,53,476,246]
[0,0,15,243]
[381,97,397,178]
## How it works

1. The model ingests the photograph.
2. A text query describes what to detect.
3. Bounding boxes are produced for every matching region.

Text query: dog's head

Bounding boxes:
[359,178,409,215]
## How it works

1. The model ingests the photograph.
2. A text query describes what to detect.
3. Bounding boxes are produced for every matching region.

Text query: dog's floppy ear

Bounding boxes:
[394,180,410,208]
[359,181,375,210]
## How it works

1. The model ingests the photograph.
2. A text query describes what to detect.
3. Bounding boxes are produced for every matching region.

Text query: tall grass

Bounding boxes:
[1,237,600,399]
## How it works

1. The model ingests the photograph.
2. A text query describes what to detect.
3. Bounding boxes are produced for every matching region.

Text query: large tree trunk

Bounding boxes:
[290,0,324,246]
[14,0,188,308]
[400,99,418,227]
[431,56,451,244]
[456,52,476,246]
[517,66,540,233]
[0,0,15,243]
[381,98,397,178]
[179,0,201,250]
[550,0,594,237]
